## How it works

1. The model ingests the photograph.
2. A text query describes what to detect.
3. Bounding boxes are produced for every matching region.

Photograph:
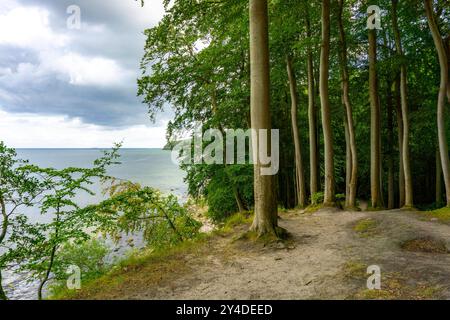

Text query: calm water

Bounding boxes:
[17,148,187,199]
[4,148,187,300]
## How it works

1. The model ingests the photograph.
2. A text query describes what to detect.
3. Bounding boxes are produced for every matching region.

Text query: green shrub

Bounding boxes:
[49,239,109,296]
[311,192,324,205]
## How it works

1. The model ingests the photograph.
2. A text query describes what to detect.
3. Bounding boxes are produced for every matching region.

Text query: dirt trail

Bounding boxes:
[77,209,450,300]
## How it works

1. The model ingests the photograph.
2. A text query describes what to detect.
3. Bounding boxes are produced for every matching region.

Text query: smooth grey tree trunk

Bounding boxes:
[319,0,335,206]
[425,0,450,207]
[249,0,278,235]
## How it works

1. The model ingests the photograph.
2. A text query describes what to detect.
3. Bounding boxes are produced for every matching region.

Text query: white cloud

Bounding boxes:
[0,5,68,49]
[0,3,133,87]
[0,1,169,147]
[0,109,167,148]
[51,52,131,86]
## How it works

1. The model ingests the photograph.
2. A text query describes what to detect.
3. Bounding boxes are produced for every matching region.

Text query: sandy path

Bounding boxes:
[100,208,446,300]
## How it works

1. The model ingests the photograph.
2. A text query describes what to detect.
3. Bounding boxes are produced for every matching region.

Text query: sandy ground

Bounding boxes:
[75,208,450,300]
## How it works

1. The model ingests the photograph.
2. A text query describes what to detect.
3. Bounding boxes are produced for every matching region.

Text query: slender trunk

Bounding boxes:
[249,0,278,235]
[425,0,450,207]
[320,0,335,206]
[38,205,62,301]
[0,270,7,300]
[306,6,318,196]
[38,244,57,300]
[233,186,246,212]
[0,197,8,300]
[445,36,450,103]
[395,77,405,207]
[437,150,443,205]
[0,197,7,247]
[369,28,382,208]
[286,55,307,208]
[392,0,413,208]
[387,82,395,209]
[344,121,351,206]
[337,0,358,209]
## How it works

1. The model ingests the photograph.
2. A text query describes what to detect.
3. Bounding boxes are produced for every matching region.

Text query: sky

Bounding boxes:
[0,0,169,148]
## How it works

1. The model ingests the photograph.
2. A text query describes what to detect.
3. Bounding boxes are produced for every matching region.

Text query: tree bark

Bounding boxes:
[249,0,278,235]
[395,77,405,207]
[436,149,443,205]
[0,270,7,300]
[337,0,358,209]
[286,55,307,208]
[392,0,413,208]
[369,28,382,208]
[387,81,395,209]
[444,36,450,103]
[233,186,246,213]
[0,197,8,300]
[306,6,319,197]
[425,0,450,207]
[319,0,335,206]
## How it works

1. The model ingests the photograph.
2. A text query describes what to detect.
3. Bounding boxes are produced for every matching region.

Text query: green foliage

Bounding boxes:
[87,180,202,249]
[0,142,121,300]
[311,192,324,205]
[48,239,109,296]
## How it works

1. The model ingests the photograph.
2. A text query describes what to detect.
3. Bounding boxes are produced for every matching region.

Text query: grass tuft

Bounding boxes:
[353,218,379,237]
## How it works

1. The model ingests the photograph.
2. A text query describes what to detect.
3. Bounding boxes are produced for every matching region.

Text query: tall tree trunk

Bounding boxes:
[395,77,405,207]
[286,55,307,208]
[249,0,278,235]
[436,149,443,205]
[392,0,413,208]
[369,28,382,208]
[425,0,450,207]
[444,36,450,103]
[306,6,319,197]
[319,0,335,206]
[337,0,358,209]
[387,81,395,209]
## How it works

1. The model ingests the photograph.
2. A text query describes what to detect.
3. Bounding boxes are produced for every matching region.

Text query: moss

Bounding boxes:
[354,275,442,300]
[353,218,379,237]
[417,207,450,224]
[304,204,323,214]
[342,261,367,279]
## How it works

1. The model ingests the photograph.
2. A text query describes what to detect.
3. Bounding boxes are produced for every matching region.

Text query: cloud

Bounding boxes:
[0,5,68,49]
[0,109,167,148]
[0,0,168,137]
[50,52,132,87]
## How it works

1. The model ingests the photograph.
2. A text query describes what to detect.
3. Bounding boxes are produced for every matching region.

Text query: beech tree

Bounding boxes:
[337,0,358,209]
[425,0,450,207]
[249,0,278,235]
[368,17,382,209]
[392,0,413,208]
[319,0,335,206]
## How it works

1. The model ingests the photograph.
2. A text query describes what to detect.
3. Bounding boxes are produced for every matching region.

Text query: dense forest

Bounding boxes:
[138,0,450,235]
